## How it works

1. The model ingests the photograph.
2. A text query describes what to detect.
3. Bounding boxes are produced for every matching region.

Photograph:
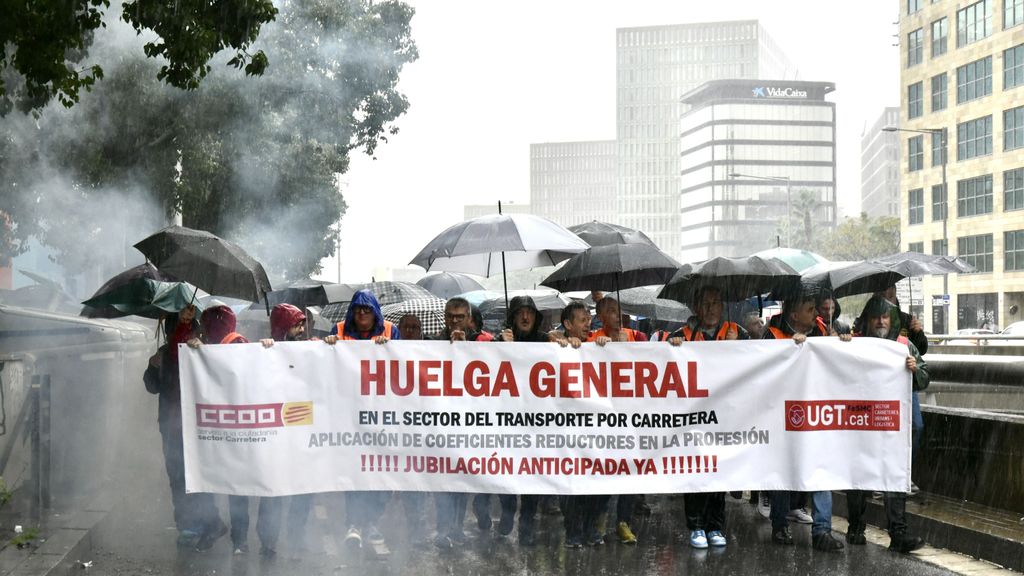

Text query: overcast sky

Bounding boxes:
[317,0,901,283]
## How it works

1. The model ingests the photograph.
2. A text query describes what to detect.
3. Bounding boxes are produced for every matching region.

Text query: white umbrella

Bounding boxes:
[410,211,589,307]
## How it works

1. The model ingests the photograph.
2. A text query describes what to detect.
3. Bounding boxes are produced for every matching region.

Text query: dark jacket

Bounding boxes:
[330,290,400,340]
[504,296,548,343]
[853,305,928,355]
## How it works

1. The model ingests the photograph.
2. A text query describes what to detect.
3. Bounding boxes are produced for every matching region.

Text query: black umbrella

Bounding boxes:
[476,291,572,334]
[134,225,273,309]
[79,263,177,318]
[659,255,801,305]
[416,272,485,300]
[872,251,976,275]
[801,260,906,299]
[540,243,680,295]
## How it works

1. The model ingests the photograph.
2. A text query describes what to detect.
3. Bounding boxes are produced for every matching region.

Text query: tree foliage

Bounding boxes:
[0,0,277,116]
[1,0,418,285]
[818,213,901,261]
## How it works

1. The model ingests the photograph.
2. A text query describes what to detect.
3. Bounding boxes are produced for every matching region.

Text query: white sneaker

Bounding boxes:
[786,507,813,524]
[344,526,362,550]
[910,482,920,496]
[757,492,771,519]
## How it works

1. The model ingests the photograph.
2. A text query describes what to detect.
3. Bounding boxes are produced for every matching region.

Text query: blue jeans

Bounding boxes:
[770,491,832,536]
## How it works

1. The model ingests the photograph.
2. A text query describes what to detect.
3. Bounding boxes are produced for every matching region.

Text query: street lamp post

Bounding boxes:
[883,125,949,328]
[727,172,792,247]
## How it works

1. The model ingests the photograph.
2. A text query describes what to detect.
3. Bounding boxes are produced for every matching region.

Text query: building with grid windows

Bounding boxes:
[898,0,1024,333]
[615,20,797,260]
[862,108,902,218]
[677,80,837,262]
[529,141,617,227]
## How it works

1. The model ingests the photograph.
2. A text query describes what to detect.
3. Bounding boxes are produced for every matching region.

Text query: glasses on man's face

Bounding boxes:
[445,312,467,321]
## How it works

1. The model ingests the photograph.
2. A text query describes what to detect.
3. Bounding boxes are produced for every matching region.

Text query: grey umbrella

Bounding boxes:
[660,255,801,305]
[872,251,976,275]
[801,260,906,299]
[549,221,656,263]
[416,272,485,300]
[540,243,680,295]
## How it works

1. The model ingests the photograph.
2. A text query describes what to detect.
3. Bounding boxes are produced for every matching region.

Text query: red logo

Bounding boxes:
[196,402,313,429]
[784,400,900,431]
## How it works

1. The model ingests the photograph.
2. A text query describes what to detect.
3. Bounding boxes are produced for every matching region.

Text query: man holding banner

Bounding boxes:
[763,292,847,552]
[846,296,927,553]
[325,290,399,553]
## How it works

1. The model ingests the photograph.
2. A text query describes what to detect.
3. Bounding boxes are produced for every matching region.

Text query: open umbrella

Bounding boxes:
[265,278,333,310]
[540,243,680,295]
[659,256,801,305]
[588,287,690,323]
[381,298,447,336]
[751,247,828,273]
[134,225,273,309]
[81,278,205,319]
[549,221,656,262]
[416,273,485,300]
[409,211,589,307]
[801,260,906,299]
[872,251,976,275]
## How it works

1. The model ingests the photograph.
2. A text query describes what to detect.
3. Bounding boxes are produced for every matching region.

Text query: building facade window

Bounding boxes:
[909,0,923,14]
[958,233,994,272]
[909,188,925,224]
[932,130,946,166]
[909,135,925,171]
[1005,106,1024,150]
[909,241,925,253]
[957,174,994,216]
[1005,167,1024,210]
[933,238,948,256]
[933,183,947,220]
[1007,0,1024,28]
[933,17,949,56]
[1005,44,1024,89]
[957,56,993,103]
[957,115,993,160]
[1006,230,1024,270]
[958,0,993,47]
[908,28,924,67]
[932,73,948,110]
[909,82,924,118]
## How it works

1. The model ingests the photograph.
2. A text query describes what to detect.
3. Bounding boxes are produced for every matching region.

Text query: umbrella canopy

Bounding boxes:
[264,278,333,310]
[801,260,906,298]
[476,290,572,334]
[548,221,656,262]
[318,281,435,325]
[872,251,976,275]
[81,278,205,319]
[409,213,590,277]
[134,225,273,304]
[380,298,447,337]
[417,272,485,300]
[540,243,680,293]
[751,247,828,273]
[659,256,801,305]
[590,287,690,323]
[79,263,175,318]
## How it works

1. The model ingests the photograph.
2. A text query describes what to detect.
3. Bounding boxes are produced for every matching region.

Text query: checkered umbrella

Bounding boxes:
[381,298,447,337]
[317,281,437,327]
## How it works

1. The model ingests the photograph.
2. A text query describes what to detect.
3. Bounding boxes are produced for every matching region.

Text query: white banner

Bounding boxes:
[180,338,912,497]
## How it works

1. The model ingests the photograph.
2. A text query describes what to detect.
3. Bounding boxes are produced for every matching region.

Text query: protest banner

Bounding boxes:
[180,338,912,497]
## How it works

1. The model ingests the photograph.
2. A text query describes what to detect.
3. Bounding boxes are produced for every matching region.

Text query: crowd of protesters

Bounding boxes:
[145,284,928,557]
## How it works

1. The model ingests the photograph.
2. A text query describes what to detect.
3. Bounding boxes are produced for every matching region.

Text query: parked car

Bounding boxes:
[946,328,995,346]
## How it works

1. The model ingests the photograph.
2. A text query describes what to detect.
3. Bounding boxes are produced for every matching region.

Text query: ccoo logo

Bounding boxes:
[196,402,313,429]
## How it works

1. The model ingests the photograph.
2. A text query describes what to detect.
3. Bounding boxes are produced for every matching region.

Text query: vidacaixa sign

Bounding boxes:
[751,86,809,99]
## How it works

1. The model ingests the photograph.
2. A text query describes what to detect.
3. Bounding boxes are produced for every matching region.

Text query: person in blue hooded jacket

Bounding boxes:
[324,290,398,553]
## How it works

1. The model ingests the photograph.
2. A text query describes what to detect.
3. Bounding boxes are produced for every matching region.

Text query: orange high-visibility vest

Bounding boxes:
[220,332,246,344]
[336,320,394,341]
[682,321,740,342]
[767,317,827,340]
[587,327,640,342]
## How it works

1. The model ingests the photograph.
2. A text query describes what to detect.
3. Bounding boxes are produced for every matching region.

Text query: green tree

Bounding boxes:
[0,0,276,117]
[1,0,418,284]
[819,213,901,261]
